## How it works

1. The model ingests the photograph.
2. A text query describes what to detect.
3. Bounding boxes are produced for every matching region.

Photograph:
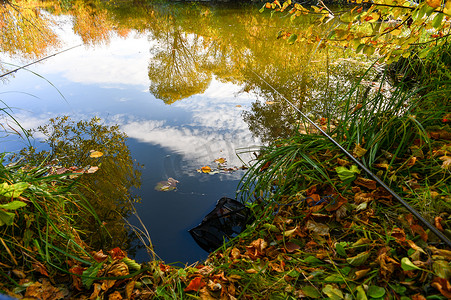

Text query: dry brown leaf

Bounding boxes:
[439,156,451,169]
[12,269,26,279]
[435,216,444,231]
[125,280,135,300]
[25,279,66,300]
[353,143,367,158]
[33,262,49,277]
[431,277,451,298]
[284,241,301,253]
[93,249,108,263]
[337,157,350,166]
[199,286,216,300]
[108,291,123,300]
[107,262,129,277]
[354,268,371,280]
[89,283,102,300]
[230,247,241,260]
[306,220,329,235]
[354,177,377,190]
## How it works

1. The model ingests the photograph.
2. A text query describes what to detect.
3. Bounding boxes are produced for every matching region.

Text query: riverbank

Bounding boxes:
[1,0,450,299]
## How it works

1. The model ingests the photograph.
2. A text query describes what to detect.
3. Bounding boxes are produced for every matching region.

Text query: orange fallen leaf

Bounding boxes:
[426,0,441,8]
[431,277,451,298]
[435,216,444,231]
[109,247,126,260]
[108,290,123,300]
[184,276,206,292]
[33,262,49,277]
[201,166,212,173]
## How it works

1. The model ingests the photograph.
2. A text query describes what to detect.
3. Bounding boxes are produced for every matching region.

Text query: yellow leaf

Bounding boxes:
[369,12,380,22]
[426,0,441,8]
[201,166,212,173]
[353,144,367,158]
[214,158,226,164]
[445,0,451,15]
[390,28,402,36]
[265,101,276,105]
[89,150,103,158]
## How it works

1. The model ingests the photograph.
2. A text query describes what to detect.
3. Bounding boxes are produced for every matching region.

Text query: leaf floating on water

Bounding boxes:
[86,166,99,174]
[265,101,276,105]
[214,157,226,164]
[89,150,103,158]
[154,177,179,192]
[201,166,212,173]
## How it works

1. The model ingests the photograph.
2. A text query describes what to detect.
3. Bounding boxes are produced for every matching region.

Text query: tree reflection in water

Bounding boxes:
[16,116,142,254]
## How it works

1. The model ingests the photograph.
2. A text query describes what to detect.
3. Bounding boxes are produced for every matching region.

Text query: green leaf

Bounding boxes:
[367,286,385,298]
[400,257,421,271]
[336,165,360,182]
[323,284,344,299]
[259,4,265,13]
[356,43,365,53]
[122,257,141,271]
[324,274,345,283]
[287,34,298,45]
[301,286,321,298]
[301,256,324,265]
[388,283,406,295]
[341,266,351,276]
[0,210,16,226]
[356,285,368,300]
[336,243,347,257]
[0,182,30,198]
[82,261,104,288]
[363,45,375,56]
[346,251,370,266]
[0,201,27,210]
[432,12,444,29]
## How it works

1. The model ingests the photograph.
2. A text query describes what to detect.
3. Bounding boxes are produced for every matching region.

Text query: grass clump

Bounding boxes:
[0,152,97,296]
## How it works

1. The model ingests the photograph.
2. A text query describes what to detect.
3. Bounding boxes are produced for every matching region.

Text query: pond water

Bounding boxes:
[0,1,375,265]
